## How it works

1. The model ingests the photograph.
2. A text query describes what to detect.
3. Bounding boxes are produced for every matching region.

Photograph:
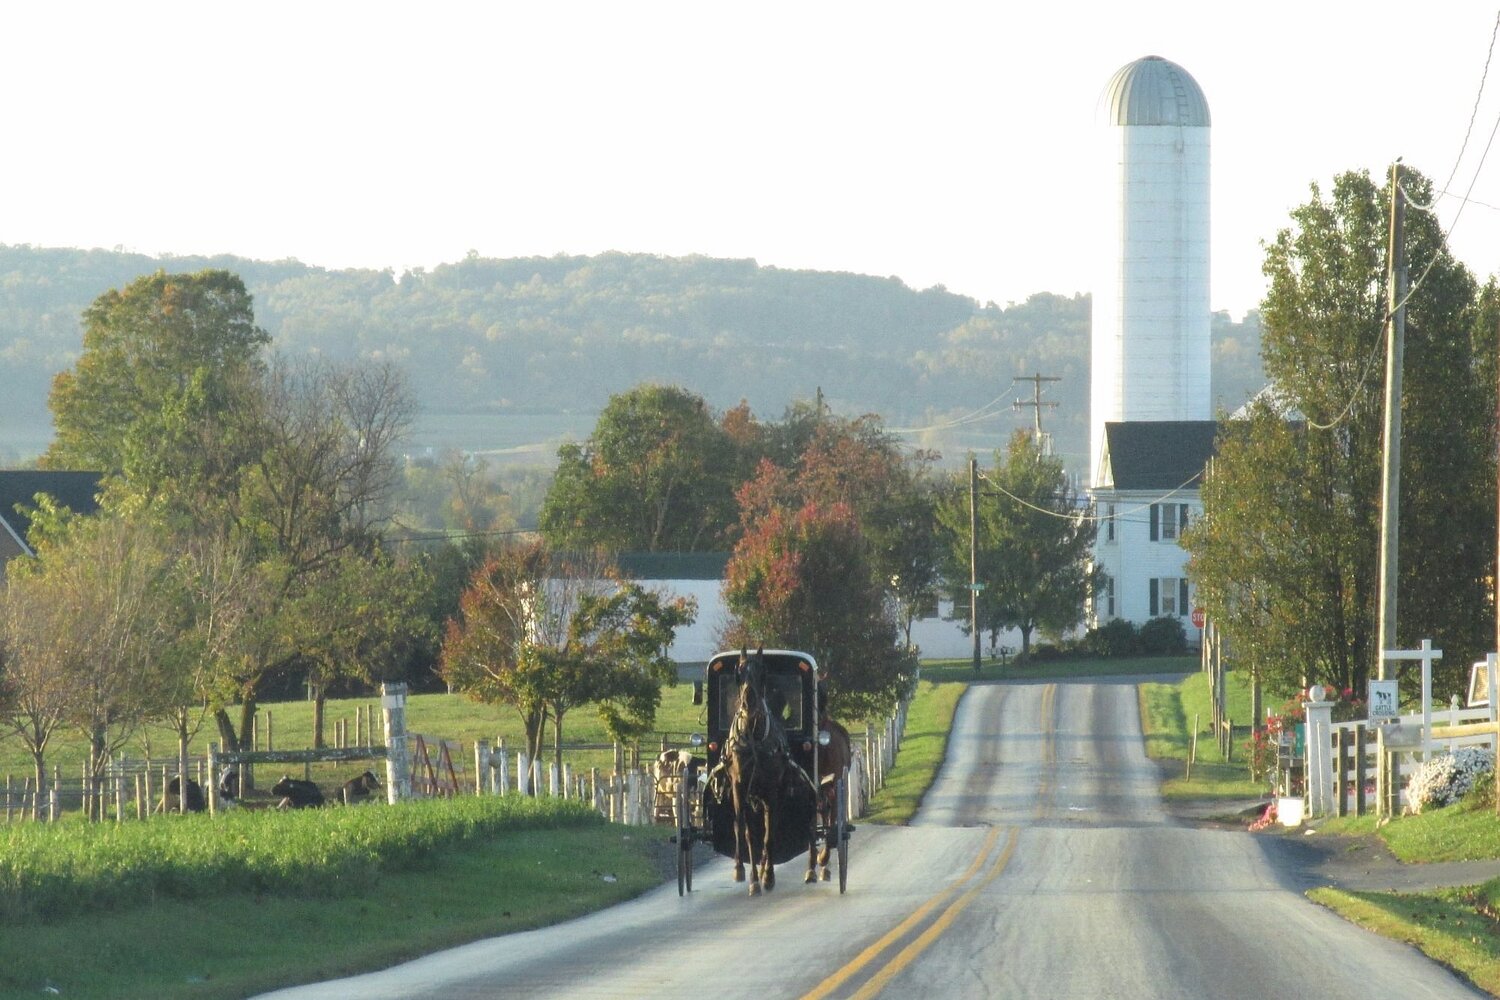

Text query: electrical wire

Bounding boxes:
[971,468,1204,524]
[889,393,1012,435]
[1298,10,1500,433]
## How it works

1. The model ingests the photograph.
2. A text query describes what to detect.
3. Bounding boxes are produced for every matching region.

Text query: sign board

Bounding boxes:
[1469,661,1491,709]
[1190,607,1205,629]
[1367,679,1399,721]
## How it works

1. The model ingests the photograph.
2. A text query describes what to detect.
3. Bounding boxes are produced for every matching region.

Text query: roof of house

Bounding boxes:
[1098,421,1218,491]
[615,551,729,581]
[0,470,104,554]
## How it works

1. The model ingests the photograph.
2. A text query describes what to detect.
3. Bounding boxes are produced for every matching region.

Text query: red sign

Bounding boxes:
[1190,607,1206,629]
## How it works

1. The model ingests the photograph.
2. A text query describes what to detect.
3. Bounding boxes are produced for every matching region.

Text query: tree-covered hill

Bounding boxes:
[0,245,1265,471]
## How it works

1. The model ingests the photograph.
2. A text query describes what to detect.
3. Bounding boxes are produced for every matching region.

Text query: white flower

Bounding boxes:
[1407,746,1494,813]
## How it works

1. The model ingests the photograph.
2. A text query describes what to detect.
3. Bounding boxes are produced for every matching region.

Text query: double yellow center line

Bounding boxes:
[799,825,1020,1000]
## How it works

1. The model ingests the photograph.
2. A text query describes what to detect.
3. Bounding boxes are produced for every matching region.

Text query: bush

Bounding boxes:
[1138,616,1187,655]
[1085,619,1138,657]
[1407,746,1495,814]
[1028,643,1065,662]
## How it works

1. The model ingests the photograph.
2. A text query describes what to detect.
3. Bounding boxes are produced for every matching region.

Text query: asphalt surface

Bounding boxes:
[257,678,1489,999]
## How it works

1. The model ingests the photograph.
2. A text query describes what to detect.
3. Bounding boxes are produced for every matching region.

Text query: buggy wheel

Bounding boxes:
[835,773,849,894]
[675,780,692,896]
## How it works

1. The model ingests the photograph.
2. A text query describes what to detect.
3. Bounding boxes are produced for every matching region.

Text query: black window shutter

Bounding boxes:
[1179,505,1189,534]
[1149,578,1159,616]
[1149,504,1159,541]
[1179,579,1190,614]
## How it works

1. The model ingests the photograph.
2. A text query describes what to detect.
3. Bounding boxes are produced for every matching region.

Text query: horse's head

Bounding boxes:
[731,648,779,746]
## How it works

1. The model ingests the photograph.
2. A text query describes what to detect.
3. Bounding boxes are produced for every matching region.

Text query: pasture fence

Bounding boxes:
[2,685,912,827]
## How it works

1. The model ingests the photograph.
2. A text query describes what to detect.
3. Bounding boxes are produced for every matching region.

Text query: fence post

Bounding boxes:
[562,763,573,800]
[517,751,531,796]
[1335,728,1349,817]
[475,740,490,796]
[207,743,220,816]
[613,742,625,820]
[380,682,412,803]
[1355,725,1368,816]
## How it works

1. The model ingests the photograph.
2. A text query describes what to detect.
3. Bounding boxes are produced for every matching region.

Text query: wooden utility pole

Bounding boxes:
[1013,373,1061,453]
[1375,161,1407,816]
[970,456,981,674]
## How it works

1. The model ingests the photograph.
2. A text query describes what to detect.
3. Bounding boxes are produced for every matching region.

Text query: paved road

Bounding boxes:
[259,679,1484,999]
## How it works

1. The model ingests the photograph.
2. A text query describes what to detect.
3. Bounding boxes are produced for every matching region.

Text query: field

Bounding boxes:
[0,683,718,806]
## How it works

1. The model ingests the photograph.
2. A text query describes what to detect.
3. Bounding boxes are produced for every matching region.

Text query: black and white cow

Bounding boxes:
[271,775,325,809]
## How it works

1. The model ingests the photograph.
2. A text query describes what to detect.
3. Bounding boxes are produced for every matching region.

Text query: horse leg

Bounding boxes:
[761,803,776,891]
[730,790,746,883]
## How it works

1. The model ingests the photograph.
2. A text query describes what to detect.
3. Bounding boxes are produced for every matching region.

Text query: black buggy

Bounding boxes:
[671,648,851,895]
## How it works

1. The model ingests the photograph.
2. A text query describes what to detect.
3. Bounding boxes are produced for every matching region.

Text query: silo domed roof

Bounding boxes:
[1103,55,1210,127]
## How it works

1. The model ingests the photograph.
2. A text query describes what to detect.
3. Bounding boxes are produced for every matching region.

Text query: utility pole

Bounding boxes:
[1013,373,1060,454]
[970,456,981,674]
[1375,160,1407,817]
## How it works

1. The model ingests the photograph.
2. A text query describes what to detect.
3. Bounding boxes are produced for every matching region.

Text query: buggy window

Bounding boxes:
[717,670,805,733]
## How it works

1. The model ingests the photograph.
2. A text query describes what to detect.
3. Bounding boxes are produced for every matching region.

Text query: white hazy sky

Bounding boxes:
[3,2,1499,320]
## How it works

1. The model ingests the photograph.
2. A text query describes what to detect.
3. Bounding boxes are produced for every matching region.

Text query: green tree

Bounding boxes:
[440,542,694,766]
[283,547,434,748]
[4,512,168,816]
[539,385,741,552]
[1185,167,1488,698]
[937,433,1096,659]
[46,270,268,477]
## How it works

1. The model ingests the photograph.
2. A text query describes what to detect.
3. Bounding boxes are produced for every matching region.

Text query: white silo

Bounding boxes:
[1090,55,1211,487]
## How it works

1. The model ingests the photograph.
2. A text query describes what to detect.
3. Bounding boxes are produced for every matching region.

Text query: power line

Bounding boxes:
[1302,12,1500,433]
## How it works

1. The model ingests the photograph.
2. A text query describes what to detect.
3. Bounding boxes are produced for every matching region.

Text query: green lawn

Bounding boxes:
[0,819,663,1000]
[1138,669,1264,800]
[861,679,967,825]
[1311,883,1500,997]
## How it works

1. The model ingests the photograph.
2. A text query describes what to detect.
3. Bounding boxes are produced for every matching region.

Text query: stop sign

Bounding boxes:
[1190,607,1206,629]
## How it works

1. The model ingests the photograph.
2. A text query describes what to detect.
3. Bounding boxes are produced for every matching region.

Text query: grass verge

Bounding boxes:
[0,822,663,1000]
[861,678,966,825]
[1318,797,1500,864]
[1138,669,1263,800]
[1310,884,1500,996]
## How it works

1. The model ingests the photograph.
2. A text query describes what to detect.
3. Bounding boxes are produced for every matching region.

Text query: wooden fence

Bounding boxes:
[2,684,912,827]
[1313,702,1496,817]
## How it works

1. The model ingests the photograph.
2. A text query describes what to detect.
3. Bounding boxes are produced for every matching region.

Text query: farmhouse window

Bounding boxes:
[1149,503,1190,542]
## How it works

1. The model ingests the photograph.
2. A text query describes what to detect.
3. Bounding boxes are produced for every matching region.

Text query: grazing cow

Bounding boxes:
[341,770,381,804]
[271,775,325,809]
[160,775,206,813]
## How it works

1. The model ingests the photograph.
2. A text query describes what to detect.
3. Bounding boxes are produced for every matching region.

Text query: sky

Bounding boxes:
[3,2,1499,321]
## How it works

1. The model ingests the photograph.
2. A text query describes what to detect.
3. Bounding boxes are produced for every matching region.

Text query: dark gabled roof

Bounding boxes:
[1101,422,1218,491]
[0,470,105,551]
[615,551,730,581]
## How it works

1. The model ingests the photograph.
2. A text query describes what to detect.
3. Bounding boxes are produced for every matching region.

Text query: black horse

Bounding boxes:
[724,649,789,896]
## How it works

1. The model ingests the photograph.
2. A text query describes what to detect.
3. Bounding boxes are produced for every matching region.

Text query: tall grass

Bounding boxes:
[0,795,598,923]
